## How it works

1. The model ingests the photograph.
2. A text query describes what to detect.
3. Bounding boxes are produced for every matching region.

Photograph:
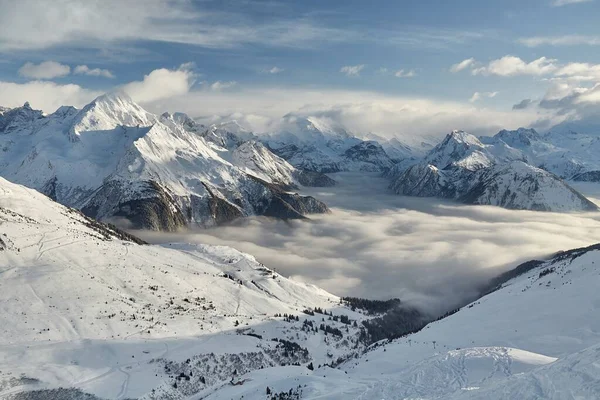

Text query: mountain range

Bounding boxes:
[2,93,599,233]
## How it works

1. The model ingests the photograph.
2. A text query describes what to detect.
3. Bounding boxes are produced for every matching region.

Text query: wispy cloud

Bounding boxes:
[74,65,115,78]
[452,56,558,77]
[512,98,534,110]
[469,91,498,103]
[518,35,600,47]
[395,69,417,78]
[0,1,487,54]
[340,64,365,77]
[18,61,71,79]
[552,0,593,6]
[209,80,238,91]
[450,58,476,73]
[263,66,284,74]
[472,56,557,77]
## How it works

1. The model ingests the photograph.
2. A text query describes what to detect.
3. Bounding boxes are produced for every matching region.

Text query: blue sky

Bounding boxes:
[1,0,600,137]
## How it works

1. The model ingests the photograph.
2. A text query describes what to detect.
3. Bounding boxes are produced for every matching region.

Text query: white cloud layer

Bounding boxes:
[137,173,600,314]
[18,61,71,79]
[0,80,100,112]
[158,86,546,138]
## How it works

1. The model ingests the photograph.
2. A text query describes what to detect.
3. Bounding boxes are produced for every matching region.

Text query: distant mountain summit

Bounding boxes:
[389,130,597,212]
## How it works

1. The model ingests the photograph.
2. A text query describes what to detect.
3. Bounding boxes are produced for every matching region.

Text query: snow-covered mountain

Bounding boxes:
[389,130,598,212]
[0,94,331,230]
[262,116,397,173]
[480,127,600,181]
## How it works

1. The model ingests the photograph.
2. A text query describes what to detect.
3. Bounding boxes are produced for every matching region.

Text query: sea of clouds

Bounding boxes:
[138,173,600,315]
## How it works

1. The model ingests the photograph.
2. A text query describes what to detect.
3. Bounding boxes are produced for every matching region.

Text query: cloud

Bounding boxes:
[121,64,196,103]
[554,62,600,81]
[394,69,417,78]
[136,173,600,314]
[158,86,546,139]
[552,0,593,6]
[263,67,284,74]
[18,61,71,79]
[469,91,498,103]
[74,65,115,78]
[209,81,238,91]
[472,56,557,77]
[0,0,483,53]
[340,65,365,77]
[518,35,600,47]
[0,80,100,112]
[512,98,535,110]
[450,58,476,73]
[453,56,600,82]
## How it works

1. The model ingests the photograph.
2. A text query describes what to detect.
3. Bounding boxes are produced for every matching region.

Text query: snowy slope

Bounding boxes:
[388,130,597,212]
[461,161,598,211]
[0,177,374,399]
[206,241,600,400]
[0,94,329,230]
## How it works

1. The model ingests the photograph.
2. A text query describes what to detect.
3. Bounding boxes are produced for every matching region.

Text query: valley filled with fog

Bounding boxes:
[139,172,600,315]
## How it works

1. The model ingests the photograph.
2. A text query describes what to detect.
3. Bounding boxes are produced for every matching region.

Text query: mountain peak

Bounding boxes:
[69,91,155,137]
[0,101,44,133]
[494,127,541,148]
[446,130,482,146]
[90,91,134,106]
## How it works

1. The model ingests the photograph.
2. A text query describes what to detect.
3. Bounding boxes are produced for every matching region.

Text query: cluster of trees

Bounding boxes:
[539,266,556,279]
[266,385,303,400]
[319,323,343,338]
[360,306,427,344]
[273,338,310,359]
[274,313,300,322]
[221,273,243,285]
[341,297,401,315]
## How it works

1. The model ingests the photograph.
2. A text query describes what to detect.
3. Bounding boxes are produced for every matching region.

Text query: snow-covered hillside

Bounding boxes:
[0,94,330,230]
[389,130,597,212]
[0,176,392,399]
[204,241,600,400]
